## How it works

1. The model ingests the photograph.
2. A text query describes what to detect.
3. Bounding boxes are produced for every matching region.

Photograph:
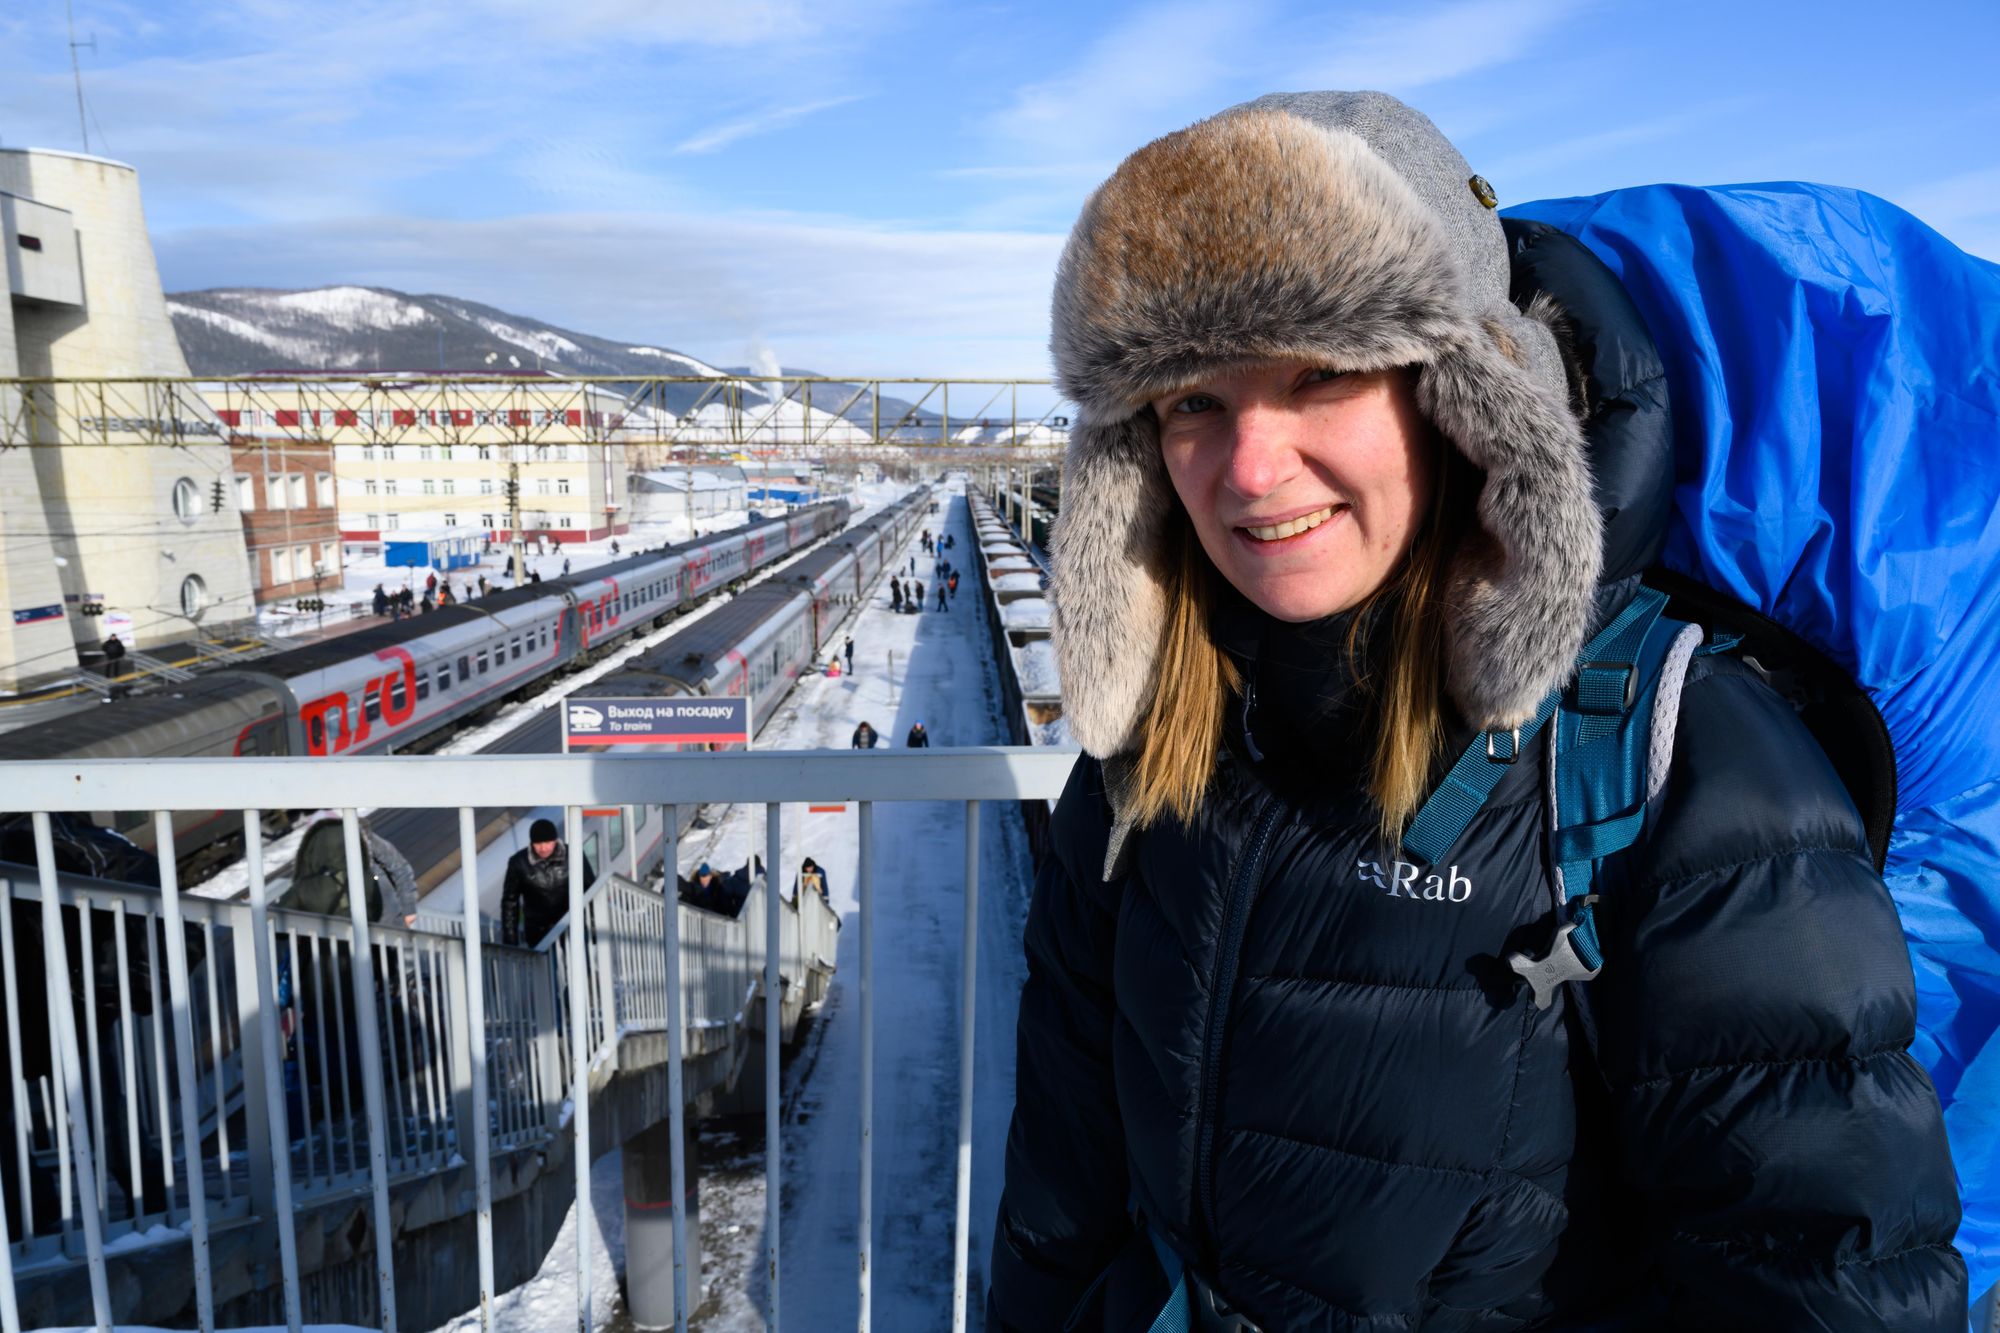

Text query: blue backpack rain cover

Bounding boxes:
[1507,182,2000,1300]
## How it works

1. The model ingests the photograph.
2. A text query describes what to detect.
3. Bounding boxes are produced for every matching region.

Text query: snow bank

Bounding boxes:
[1002,598,1051,630]
[1012,640,1061,696]
[991,572,1044,594]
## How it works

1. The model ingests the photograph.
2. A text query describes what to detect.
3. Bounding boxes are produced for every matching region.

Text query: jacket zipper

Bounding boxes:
[1193,799,1282,1257]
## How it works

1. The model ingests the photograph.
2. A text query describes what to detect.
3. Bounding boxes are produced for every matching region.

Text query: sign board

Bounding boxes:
[562,695,752,749]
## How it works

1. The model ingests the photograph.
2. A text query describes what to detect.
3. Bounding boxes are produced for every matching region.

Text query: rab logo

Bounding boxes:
[1359,858,1472,903]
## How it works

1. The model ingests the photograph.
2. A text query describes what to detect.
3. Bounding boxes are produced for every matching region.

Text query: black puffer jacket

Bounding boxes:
[990,229,1966,1331]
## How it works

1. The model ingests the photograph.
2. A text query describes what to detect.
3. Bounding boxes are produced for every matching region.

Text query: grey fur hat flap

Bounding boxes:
[1048,90,1603,757]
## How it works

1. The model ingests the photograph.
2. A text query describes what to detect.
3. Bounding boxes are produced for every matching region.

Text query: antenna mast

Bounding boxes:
[66,0,96,153]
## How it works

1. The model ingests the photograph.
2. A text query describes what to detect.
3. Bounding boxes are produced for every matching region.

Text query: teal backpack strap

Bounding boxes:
[1144,1227,1192,1333]
[1404,586,1707,1009]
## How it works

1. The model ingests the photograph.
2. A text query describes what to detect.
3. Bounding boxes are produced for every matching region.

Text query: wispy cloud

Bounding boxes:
[673,96,865,155]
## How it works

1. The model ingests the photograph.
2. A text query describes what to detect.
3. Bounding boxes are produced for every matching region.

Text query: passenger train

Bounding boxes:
[0,493,931,878]
[339,487,935,916]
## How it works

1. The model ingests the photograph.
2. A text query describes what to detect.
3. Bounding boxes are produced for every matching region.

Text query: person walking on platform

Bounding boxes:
[500,818,596,948]
[843,635,855,675]
[948,571,960,601]
[912,580,925,611]
[891,577,904,613]
[909,554,918,576]
[906,720,930,748]
[851,720,880,749]
[936,582,950,611]
[372,584,389,617]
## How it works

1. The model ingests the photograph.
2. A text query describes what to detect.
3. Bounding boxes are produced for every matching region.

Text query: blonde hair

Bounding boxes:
[1127,433,1477,846]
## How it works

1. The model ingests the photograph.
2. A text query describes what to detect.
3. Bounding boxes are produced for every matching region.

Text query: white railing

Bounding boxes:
[0,747,1076,1333]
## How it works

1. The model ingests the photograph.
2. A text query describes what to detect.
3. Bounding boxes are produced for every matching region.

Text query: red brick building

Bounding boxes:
[230,439,343,605]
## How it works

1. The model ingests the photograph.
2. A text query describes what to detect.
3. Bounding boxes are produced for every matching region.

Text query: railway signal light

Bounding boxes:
[211,478,226,512]
[296,598,326,613]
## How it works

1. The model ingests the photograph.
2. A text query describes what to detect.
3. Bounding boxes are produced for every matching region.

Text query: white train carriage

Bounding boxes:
[293,601,565,756]
[568,551,690,654]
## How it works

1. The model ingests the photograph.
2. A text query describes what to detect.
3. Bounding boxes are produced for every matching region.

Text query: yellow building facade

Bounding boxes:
[198,380,639,544]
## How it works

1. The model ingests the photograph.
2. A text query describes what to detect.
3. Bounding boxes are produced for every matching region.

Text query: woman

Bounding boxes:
[991,92,1964,1331]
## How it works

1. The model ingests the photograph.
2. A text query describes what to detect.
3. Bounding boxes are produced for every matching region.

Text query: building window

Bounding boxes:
[385,513,400,530]
[236,474,255,509]
[288,474,307,508]
[481,512,495,528]
[364,512,379,529]
[444,512,458,527]
[364,479,378,495]
[477,445,492,460]
[422,480,436,495]
[382,446,396,461]
[266,475,288,511]
[17,234,43,252]
[294,545,312,579]
[172,476,202,524]
[272,546,292,584]
[384,480,399,496]
[557,477,572,495]
[443,479,456,495]
[316,472,334,506]
[480,478,494,494]
[560,515,576,529]
[420,445,433,461]
[536,478,551,495]
[179,574,208,620]
[362,444,375,460]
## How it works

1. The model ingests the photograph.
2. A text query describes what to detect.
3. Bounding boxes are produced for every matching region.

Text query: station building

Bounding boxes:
[0,148,255,690]
[199,377,641,546]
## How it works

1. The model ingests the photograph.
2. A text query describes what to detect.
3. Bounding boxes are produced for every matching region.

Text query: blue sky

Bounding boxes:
[2,0,1996,380]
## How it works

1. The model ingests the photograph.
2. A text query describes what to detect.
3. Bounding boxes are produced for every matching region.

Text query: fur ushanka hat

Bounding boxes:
[1049,90,1603,758]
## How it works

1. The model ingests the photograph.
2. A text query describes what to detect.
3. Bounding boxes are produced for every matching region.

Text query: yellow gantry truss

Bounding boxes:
[0,374,1075,462]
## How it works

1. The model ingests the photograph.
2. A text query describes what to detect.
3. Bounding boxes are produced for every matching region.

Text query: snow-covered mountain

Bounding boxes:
[166,285,942,426]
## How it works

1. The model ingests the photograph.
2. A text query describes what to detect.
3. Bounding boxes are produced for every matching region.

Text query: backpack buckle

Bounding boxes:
[1574,660,1639,714]
[1507,921,1601,1011]
[1486,728,1524,764]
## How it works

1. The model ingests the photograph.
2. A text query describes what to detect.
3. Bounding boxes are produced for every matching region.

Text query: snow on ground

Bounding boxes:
[664,485,1047,1330]
[427,1147,627,1333]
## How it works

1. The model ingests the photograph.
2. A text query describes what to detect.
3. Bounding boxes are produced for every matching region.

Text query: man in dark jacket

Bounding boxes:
[851,720,879,749]
[500,818,595,947]
[905,721,929,747]
[843,636,854,674]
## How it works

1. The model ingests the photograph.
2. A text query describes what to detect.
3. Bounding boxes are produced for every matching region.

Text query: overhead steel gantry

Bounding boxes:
[0,374,1075,463]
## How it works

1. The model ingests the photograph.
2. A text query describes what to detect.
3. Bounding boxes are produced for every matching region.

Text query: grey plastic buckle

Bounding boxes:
[1507,922,1601,1011]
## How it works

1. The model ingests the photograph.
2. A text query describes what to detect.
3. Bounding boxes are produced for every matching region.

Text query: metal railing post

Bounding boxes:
[568,804,593,1333]
[0,877,33,1245]
[951,801,981,1331]
[765,801,781,1333]
[459,808,496,1333]
[662,805,690,1333]
[153,815,217,1333]
[857,800,874,1332]
[594,884,619,1072]
[243,812,302,1333]
[341,809,399,1333]
[29,814,111,1329]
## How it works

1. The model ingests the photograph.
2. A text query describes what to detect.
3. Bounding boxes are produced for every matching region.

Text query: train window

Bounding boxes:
[416,675,430,702]
[436,667,450,693]
[308,715,325,751]
[389,677,407,711]
[608,812,626,860]
[511,638,522,661]
[458,655,471,681]
[583,833,600,884]
[364,695,381,724]
[635,805,649,830]
[476,650,488,675]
